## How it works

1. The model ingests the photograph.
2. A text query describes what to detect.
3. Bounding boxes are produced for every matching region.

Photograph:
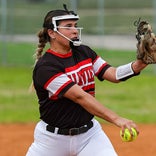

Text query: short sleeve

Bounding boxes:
[34,65,75,100]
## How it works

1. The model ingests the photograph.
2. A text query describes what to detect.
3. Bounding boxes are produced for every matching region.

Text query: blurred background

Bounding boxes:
[1,0,156,35]
[1,0,156,65]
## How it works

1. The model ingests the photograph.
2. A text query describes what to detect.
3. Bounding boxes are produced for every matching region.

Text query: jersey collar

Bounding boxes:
[46,49,72,58]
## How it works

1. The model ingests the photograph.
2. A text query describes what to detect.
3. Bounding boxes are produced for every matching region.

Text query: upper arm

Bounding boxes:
[34,65,75,100]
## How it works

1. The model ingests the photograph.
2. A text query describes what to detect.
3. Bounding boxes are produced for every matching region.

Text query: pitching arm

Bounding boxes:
[63,83,138,132]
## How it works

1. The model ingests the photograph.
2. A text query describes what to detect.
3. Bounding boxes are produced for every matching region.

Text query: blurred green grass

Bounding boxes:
[0,42,156,123]
[0,66,39,123]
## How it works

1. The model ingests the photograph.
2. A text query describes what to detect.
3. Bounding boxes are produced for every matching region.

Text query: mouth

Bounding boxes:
[71,37,79,42]
[69,38,81,48]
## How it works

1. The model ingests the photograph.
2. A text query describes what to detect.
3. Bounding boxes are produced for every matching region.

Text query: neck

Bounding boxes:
[50,43,71,55]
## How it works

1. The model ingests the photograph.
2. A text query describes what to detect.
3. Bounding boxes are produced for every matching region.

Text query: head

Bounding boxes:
[35,4,82,61]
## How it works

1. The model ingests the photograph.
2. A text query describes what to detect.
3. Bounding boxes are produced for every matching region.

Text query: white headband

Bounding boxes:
[52,14,79,31]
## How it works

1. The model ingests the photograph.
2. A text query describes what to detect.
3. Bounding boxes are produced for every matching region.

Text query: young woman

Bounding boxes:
[26,5,147,156]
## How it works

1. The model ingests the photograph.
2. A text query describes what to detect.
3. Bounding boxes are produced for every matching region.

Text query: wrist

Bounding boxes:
[112,116,122,127]
[132,60,147,73]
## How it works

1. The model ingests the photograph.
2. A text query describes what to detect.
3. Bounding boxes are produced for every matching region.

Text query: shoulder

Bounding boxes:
[34,52,62,72]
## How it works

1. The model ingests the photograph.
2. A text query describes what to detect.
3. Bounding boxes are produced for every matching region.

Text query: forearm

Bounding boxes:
[76,92,137,129]
[79,93,119,123]
[103,60,147,82]
[64,84,120,126]
[64,84,138,131]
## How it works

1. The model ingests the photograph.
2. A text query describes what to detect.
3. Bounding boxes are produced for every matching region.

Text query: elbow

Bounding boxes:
[63,84,90,106]
[73,93,87,104]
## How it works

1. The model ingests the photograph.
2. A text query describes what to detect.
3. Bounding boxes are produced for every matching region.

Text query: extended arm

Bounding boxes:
[103,60,147,83]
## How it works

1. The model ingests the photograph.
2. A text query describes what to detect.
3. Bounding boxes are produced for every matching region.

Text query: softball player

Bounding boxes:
[26,4,147,156]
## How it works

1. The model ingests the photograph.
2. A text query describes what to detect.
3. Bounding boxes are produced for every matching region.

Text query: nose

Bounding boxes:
[72,27,78,33]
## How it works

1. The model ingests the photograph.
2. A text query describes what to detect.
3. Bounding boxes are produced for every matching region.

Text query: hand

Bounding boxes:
[114,116,139,136]
[135,19,156,64]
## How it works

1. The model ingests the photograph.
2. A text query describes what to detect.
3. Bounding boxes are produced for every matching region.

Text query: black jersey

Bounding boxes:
[33,45,111,128]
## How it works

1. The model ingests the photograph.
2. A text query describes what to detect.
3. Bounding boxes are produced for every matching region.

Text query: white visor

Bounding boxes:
[53,14,79,21]
[52,14,79,31]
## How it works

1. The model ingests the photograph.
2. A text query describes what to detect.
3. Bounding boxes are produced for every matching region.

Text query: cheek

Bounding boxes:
[56,33,70,46]
[60,29,71,37]
[56,30,71,41]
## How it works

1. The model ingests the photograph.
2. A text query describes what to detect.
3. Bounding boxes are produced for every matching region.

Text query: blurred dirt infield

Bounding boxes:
[0,123,155,156]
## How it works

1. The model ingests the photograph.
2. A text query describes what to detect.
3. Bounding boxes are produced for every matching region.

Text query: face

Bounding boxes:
[50,20,79,48]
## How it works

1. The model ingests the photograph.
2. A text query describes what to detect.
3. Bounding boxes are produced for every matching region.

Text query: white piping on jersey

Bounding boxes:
[46,56,107,99]
[93,57,107,75]
[66,63,93,75]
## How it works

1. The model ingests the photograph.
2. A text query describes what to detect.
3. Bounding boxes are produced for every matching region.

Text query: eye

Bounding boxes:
[65,23,78,28]
[64,24,72,27]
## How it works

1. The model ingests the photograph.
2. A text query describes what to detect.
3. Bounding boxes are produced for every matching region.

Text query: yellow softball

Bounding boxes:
[120,128,137,142]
